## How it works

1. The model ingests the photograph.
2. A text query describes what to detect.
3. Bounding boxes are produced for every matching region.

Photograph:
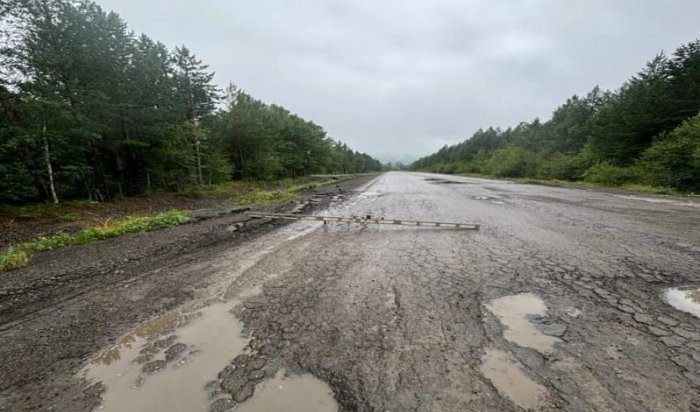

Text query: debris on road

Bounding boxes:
[245,211,481,230]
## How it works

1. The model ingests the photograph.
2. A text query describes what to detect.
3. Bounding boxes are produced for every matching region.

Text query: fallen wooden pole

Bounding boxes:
[245,212,480,230]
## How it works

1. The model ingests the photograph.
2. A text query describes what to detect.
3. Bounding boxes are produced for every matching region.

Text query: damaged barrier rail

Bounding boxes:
[245,212,480,230]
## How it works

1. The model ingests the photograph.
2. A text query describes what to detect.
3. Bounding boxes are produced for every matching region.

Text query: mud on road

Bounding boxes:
[1,172,699,411]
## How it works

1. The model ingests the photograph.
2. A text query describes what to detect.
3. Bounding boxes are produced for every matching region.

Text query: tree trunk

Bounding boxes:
[43,119,59,204]
[193,133,203,185]
[146,169,152,191]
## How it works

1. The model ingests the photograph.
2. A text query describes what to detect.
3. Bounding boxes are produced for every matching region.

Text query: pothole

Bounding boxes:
[485,293,562,353]
[480,348,547,409]
[434,180,468,185]
[354,191,384,199]
[83,302,248,412]
[664,286,700,318]
[235,370,337,412]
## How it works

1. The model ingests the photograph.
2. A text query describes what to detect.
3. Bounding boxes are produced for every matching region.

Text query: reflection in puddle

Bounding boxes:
[84,303,248,412]
[92,314,178,366]
[480,348,547,409]
[486,293,560,353]
[236,370,337,412]
[665,287,700,318]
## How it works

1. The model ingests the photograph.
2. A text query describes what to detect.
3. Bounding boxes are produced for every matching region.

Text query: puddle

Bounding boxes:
[91,313,179,366]
[84,302,248,412]
[480,348,547,409]
[434,180,468,185]
[236,370,337,412]
[485,293,560,353]
[665,287,700,318]
[355,191,384,199]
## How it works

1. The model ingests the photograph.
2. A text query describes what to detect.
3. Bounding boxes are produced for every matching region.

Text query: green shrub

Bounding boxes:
[636,114,700,191]
[482,148,540,178]
[538,153,590,181]
[0,247,30,272]
[582,162,637,186]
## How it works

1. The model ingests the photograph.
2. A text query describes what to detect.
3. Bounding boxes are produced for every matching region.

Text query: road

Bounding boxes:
[2,172,699,411]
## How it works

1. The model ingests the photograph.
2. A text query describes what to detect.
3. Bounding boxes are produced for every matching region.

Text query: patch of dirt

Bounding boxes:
[0,174,378,412]
[0,175,352,249]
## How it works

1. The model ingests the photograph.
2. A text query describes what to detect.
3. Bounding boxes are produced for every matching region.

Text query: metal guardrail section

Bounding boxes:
[246,212,480,230]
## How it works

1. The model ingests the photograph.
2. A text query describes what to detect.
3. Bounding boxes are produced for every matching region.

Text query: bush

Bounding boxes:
[483,148,540,178]
[538,153,590,181]
[636,114,700,191]
[582,162,637,186]
[0,247,30,272]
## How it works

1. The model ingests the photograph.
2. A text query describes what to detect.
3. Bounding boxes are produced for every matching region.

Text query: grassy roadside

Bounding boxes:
[0,175,358,273]
[0,211,189,272]
[444,172,691,196]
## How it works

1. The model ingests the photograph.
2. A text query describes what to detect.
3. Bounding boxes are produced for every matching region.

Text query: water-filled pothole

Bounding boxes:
[664,286,700,318]
[480,348,547,409]
[485,293,561,353]
[235,370,337,412]
[83,302,247,412]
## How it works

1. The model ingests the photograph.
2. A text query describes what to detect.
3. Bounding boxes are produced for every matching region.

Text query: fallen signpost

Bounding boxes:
[245,212,480,230]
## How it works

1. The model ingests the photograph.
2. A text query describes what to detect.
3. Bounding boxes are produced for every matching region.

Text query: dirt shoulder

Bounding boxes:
[0,175,368,250]
[0,173,379,412]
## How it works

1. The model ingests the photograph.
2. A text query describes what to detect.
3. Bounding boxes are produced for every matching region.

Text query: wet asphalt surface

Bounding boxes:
[2,172,699,411]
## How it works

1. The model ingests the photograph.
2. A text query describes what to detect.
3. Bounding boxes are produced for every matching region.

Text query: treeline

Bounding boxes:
[412,40,700,192]
[0,0,382,204]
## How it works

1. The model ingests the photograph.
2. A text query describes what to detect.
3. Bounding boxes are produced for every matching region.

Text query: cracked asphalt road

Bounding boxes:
[222,172,700,411]
[2,172,699,411]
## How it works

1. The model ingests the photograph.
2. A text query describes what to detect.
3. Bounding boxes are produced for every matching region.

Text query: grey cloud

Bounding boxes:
[96,0,700,161]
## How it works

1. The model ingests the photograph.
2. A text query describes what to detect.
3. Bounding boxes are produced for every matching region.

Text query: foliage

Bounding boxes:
[0,0,382,204]
[412,40,700,192]
[225,190,300,206]
[636,114,700,191]
[582,163,637,186]
[0,247,30,272]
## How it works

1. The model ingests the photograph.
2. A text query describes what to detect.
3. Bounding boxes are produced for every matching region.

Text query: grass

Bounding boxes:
[618,183,680,195]
[0,247,30,272]
[0,174,364,273]
[0,199,99,222]
[0,210,189,273]
[454,173,686,196]
[223,190,300,206]
[216,174,358,207]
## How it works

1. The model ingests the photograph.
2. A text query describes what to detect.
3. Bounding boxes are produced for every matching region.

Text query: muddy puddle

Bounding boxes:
[471,195,504,204]
[486,293,561,353]
[355,191,384,199]
[83,302,247,412]
[664,286,700,318]
[481,349,547,409]
[236,370,337,412]
[481,348,547,409]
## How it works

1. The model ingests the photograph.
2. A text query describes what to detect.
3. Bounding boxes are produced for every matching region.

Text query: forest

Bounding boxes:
[0,0,383,204]
[412,40,700,192]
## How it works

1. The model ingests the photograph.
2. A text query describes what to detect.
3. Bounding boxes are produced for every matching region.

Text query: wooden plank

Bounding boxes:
[245,212,480,230]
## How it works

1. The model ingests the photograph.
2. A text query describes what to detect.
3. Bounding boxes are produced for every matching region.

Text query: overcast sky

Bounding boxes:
[95,0,699,162]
